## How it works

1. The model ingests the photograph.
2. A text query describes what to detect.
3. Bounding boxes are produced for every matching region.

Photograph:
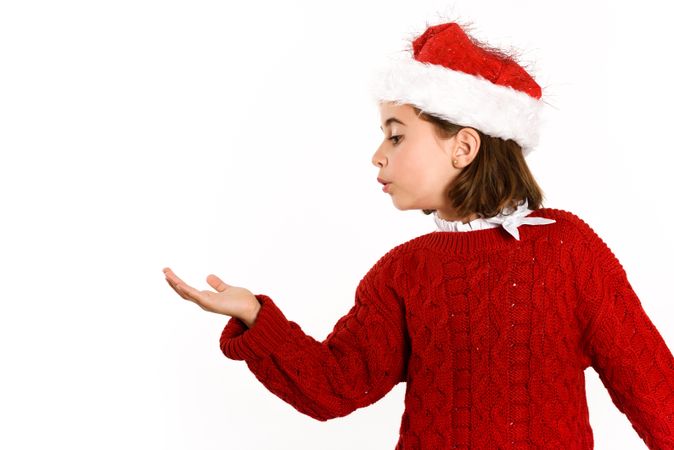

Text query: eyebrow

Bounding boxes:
[379,117,406,131]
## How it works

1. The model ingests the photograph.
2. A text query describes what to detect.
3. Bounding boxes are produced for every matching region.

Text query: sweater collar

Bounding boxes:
[433,199,556,241]
[407,202,559,254]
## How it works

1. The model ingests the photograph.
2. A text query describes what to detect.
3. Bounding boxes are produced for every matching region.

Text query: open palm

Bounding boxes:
[163,267,259,324]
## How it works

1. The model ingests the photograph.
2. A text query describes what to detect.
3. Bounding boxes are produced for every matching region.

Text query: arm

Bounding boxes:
[577,229,674,449]
[219,250,410,422]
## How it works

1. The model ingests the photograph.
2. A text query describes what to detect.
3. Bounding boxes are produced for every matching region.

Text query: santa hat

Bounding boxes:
[368,22,545,156]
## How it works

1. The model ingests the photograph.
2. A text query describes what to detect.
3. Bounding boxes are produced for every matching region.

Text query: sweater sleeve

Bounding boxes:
[577,229,674,449]
[218,251,409,422]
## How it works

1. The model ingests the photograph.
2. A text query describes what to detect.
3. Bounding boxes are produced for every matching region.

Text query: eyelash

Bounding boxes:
[388,135,402,145]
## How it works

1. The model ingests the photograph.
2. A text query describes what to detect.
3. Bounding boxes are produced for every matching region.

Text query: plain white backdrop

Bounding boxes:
[1,1,672,449]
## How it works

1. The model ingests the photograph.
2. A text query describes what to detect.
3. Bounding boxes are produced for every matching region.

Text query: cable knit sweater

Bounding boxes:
[219,207,674,449]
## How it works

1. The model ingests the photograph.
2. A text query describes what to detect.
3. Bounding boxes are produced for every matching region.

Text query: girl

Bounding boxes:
[163,20,674,449]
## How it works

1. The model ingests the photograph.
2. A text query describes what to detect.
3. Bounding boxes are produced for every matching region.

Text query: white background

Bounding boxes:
[1,1,672,449]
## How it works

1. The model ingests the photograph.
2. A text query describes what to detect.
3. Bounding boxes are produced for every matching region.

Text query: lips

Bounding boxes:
[377,177,391,185]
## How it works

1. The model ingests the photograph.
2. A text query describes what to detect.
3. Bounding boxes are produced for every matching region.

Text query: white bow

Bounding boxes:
[484,198,557,240]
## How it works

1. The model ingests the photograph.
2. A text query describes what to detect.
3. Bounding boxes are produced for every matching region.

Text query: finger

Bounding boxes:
[164,268,189,288]
[163,268,212,306]
[207,274,230,292]
[165,277,190,300]
[175,282,209,305]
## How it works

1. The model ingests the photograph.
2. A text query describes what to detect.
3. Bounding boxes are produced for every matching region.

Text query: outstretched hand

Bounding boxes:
[163,267,261,326]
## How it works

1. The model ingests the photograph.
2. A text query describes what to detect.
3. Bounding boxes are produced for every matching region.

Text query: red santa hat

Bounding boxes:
[369,22,545,156]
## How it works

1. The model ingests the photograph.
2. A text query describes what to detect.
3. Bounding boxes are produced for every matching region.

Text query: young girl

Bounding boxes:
[163,21,674,449]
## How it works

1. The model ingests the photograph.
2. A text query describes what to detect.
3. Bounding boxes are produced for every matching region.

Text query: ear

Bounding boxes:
[453,128,481,164]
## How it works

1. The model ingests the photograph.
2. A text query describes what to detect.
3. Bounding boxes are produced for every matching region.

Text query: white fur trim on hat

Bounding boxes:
[368,51,545,157]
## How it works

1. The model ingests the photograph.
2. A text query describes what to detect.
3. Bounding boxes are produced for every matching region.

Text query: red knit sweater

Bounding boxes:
[219,208,674,449]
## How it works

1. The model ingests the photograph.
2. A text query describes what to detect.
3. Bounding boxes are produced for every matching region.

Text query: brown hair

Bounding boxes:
[412,106,548,219]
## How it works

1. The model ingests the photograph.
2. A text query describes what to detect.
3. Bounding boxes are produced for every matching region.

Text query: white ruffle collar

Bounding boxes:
[433,199,557,240]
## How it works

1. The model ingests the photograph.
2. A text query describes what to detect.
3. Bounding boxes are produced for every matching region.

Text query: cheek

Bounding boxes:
[395,149,423,175]
[397,150,438,186]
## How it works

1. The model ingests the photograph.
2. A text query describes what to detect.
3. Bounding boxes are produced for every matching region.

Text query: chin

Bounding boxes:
[391,197,424,212]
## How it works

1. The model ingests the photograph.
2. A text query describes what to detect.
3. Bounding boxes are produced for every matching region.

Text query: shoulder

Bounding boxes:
[355,240,426,304]
[359,240,415,282]
[530,207,593,234]
[531,207,603,241]
[535,207,625,274]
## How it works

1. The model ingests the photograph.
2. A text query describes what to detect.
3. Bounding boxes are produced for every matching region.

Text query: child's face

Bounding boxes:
[373,101,480,221]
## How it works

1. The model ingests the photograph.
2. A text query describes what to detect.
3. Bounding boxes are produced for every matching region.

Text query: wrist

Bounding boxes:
[240,299,262,328]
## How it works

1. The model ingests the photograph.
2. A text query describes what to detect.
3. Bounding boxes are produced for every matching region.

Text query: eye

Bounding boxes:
[388,135,402,145]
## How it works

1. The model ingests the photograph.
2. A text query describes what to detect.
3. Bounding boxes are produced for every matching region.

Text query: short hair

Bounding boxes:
[412,106,549,219]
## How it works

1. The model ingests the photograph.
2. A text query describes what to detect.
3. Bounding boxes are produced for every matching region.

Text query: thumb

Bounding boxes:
[206,274,230,292]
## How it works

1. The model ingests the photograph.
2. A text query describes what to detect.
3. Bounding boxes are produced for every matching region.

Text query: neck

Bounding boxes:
[436,211,480,224]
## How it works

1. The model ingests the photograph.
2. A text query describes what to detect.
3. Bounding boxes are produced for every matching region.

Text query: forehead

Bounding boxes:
[379,102,416,127]
[379,101,414,114]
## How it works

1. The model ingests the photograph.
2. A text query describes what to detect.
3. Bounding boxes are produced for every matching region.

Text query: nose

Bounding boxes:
[371,143,386,168]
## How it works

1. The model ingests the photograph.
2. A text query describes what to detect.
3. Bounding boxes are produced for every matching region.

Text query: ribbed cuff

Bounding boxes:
[219,294,293,361]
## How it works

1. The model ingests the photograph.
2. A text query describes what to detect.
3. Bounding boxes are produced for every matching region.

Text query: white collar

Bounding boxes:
[433,199,557,240]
